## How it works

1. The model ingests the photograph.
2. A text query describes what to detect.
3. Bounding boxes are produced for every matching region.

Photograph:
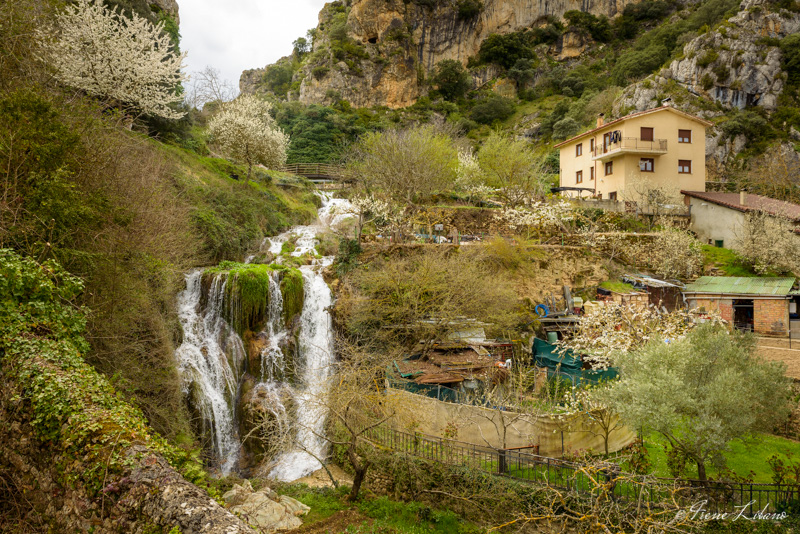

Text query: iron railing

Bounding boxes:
[363,425,800,514]
[593,137,668,158]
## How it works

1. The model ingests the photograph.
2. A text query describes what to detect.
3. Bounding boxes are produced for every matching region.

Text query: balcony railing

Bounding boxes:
[592,137,668,160]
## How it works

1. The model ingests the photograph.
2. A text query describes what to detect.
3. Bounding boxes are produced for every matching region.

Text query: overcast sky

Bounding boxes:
[180,0,328,93]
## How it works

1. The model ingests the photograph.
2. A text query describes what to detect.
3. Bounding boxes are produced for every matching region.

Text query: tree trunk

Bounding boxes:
[697,460,707,482]
[349,464,368,501]
[246,162,252,183]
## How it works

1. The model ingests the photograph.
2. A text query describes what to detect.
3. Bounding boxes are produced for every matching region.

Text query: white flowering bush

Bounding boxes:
[38,0,187,120]
[207,95,289,181]
[455,150,495,203]
[496,200,575,239]
[557,304,725,371]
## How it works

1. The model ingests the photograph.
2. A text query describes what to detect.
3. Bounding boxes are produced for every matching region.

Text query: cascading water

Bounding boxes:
[177,192,352,480]
[265,193,349,481]
[269,258,335,481]
[175,271,245,474]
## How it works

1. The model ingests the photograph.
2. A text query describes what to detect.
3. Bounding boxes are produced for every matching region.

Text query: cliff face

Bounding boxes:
[244,0,636,108]
[619,0,799,113]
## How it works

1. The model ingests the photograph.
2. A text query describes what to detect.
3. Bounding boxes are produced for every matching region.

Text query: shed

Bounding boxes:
[621,274,684,311]
[683,276,796,337]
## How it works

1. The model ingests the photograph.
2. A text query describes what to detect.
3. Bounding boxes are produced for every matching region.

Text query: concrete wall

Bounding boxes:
[559,108,707,200]
[687,197,747,246]
[388,388,637,457]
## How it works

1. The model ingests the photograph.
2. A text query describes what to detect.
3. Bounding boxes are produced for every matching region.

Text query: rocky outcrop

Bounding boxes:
[150,0,180,23]
[244,0,637,108]
[617,0,800,113]
[223,481,310,532]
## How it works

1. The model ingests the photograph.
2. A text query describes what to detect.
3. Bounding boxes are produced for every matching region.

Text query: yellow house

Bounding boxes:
[554,106,712,201]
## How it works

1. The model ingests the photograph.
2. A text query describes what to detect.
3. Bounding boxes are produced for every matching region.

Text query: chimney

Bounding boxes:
[597,113,605,128]
[740,191,747,206]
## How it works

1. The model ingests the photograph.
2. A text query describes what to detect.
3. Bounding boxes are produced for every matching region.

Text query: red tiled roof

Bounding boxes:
[681,190,800,222]
[554,106,714,148]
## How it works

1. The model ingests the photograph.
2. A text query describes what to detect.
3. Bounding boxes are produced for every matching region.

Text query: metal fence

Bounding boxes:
[364,425,800,515]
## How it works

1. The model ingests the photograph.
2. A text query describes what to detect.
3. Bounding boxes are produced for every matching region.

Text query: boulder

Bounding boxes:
[226,484,309,533]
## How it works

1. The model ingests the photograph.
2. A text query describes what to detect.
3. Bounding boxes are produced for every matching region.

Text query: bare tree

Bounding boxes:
[185,66,237,110]
[734,209,800,275]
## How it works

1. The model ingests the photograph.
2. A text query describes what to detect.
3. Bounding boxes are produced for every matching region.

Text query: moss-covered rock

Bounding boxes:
[280,267,305,326]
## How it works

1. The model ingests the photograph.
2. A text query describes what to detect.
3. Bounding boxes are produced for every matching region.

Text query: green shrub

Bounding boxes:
[713,63,730,81]
[696,50,719,67]
[564,10,612,42]
[782,34,800,86]
[456,0,483,19]
[312,65,330,79]
[470,95,516,124]
[476,32,536,69]
[552,117,580,139]
[701,72,715,90]
[432,59,472,101]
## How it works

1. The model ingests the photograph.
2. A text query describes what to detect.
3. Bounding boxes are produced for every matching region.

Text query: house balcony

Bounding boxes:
[592,137,668,161]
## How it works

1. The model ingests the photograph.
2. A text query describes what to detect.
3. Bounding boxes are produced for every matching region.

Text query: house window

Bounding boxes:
[679,129,692,143]
[678,159,692,173]
[640,127,654,142]
[590,167,595,180]
[576,143,583,157]
[609,192,618,201]
[576,170,583,183]
[640,158,654,172]
[605,161,613,175]
[590,138,595,152]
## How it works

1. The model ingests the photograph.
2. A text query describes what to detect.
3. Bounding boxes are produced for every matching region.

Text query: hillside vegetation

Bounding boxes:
[0,0,318,444]
[245,0,800,200]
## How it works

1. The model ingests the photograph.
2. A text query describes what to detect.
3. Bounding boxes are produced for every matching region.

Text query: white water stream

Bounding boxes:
[175,272,245,473]
[176,193,351,479]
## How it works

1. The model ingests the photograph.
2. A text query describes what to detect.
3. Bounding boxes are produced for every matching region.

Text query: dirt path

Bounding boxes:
[757,338,800,379]
[293,510,370,533]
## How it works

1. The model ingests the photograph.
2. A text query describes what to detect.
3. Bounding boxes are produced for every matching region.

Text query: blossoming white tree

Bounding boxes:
[497,200,575,240]
[207,95,290,181]
[557,304,725,371]
[38,0,187,120]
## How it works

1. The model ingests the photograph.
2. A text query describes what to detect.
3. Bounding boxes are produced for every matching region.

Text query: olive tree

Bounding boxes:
[348,125,458,205]
[208,95,289,181]
[38,0,187,120]
[603,324,790,481]
[476,132,549,206]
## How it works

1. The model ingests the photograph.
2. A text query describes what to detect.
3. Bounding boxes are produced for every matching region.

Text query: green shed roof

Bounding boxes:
[683,276,796,296]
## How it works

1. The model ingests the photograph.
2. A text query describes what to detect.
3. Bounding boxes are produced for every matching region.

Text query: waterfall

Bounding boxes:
[269,259,335,482]
[260,271,287,382]
[175,271,245,474]
[177,192,352,480]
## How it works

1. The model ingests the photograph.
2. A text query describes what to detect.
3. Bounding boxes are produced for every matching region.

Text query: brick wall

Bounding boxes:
[691,298,733,322]
[755,299,789,337]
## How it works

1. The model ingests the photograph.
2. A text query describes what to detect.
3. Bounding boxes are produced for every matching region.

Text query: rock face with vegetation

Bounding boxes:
[0,250,255,533]
[619,0,800,112]
[242,0,634,108]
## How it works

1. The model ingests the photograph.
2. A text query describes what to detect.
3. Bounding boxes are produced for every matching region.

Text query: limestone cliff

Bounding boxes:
[242,0,637,108]
[617,0,800,113]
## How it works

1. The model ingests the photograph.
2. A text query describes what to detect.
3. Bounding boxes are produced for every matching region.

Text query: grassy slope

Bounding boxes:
[281,485,481,534]
[644,432,800,482]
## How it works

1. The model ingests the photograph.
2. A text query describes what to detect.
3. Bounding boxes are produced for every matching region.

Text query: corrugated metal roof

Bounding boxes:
[683,276,796,296]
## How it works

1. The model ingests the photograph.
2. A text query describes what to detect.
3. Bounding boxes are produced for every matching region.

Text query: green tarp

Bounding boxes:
[532,338,618,386]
